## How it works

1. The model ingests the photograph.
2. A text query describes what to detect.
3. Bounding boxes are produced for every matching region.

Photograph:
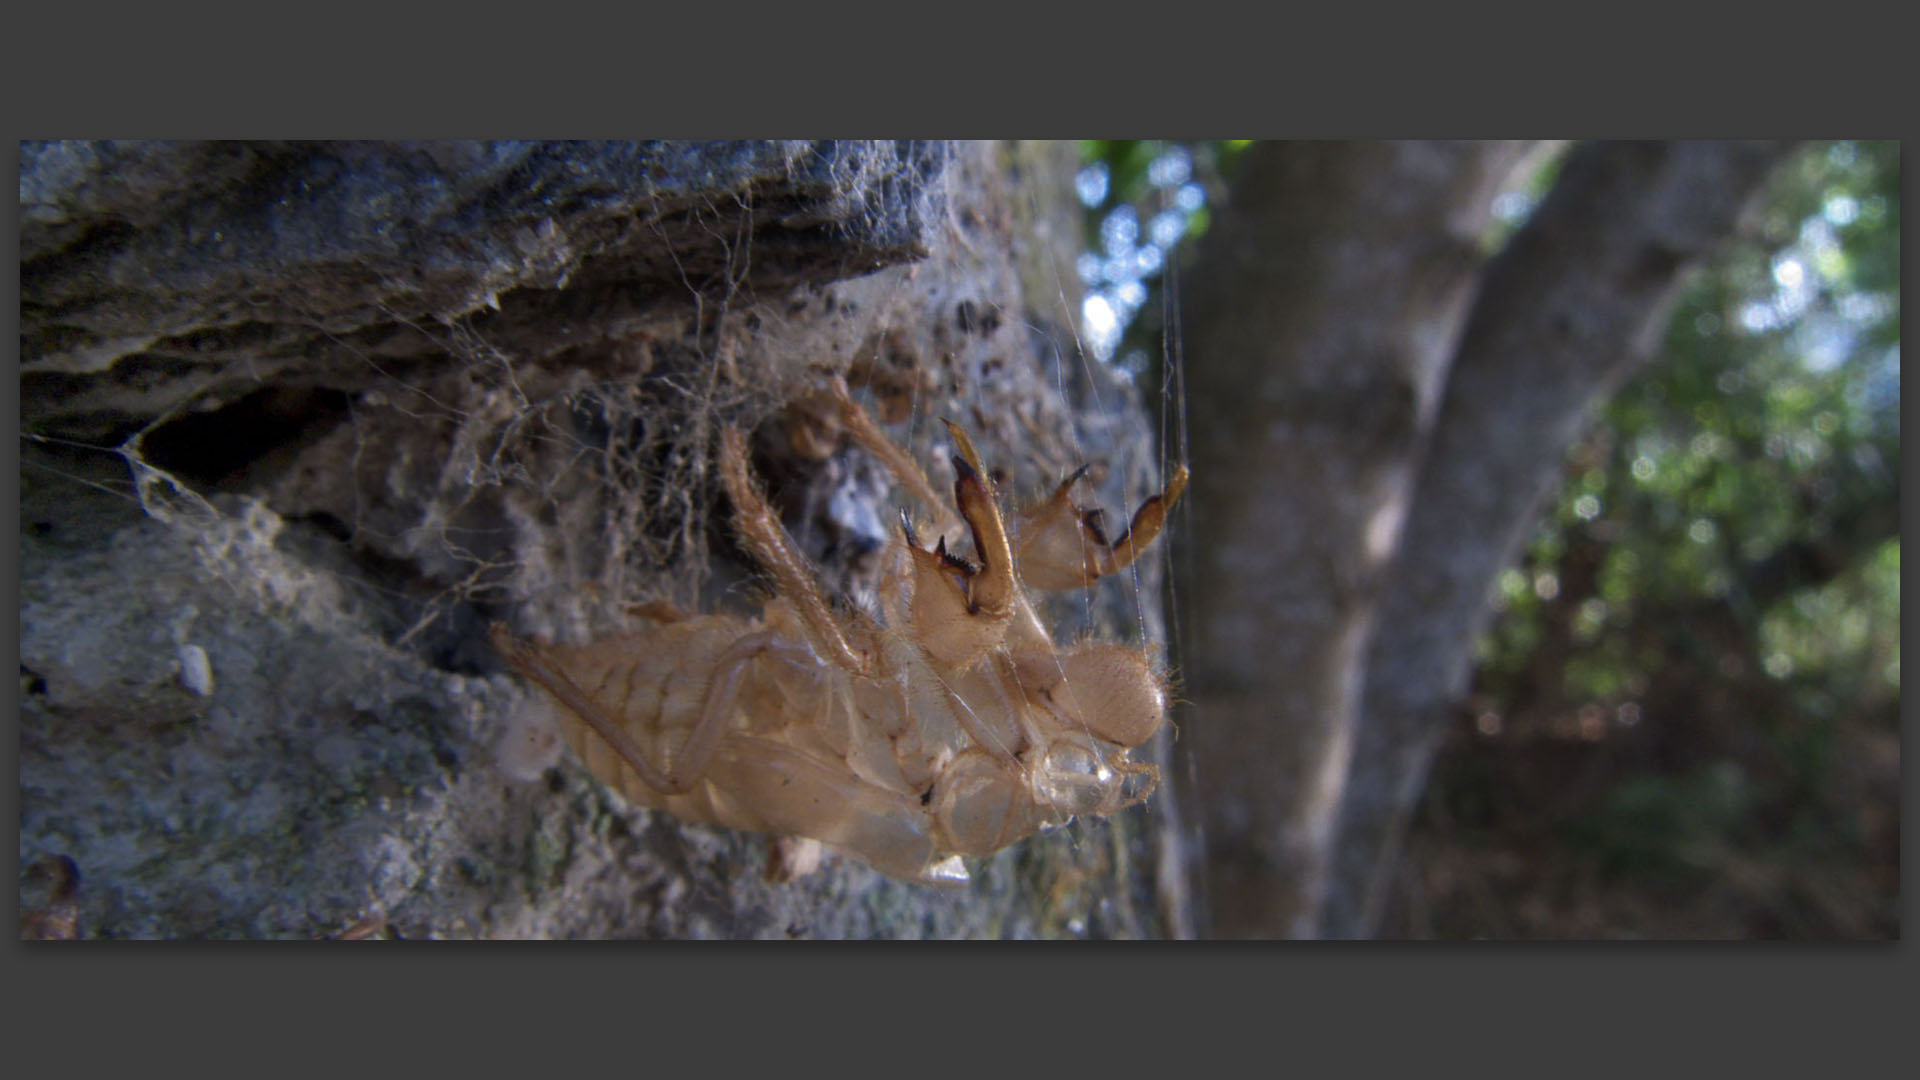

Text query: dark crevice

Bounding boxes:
[137,385,353,490]
[275,510,502,678]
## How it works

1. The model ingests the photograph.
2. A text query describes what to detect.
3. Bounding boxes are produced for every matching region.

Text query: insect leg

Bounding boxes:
[718,424,873,678]
[1092,464,1189,577]
[823,374,947,516]
[897,424,1021,672]
[1010,464,1190,592]
[664,630,816,793]
[940,420,1015,617]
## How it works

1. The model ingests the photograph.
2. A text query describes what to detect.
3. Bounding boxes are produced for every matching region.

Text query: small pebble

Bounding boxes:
[178,644,214,696]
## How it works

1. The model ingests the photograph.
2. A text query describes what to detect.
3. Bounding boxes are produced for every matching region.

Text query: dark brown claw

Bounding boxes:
[941,420,1013,616]
[1011,463,1190,592]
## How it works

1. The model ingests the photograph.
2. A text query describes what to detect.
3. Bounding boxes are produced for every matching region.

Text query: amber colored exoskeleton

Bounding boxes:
[491,379,1188,883]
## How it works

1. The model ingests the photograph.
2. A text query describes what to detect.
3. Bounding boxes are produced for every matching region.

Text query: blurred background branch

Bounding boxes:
[1076,138,1897,938]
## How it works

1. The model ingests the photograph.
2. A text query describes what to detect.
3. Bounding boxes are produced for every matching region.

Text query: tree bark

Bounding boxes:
[1176,141,1536,938]
[1175,140,1798,939]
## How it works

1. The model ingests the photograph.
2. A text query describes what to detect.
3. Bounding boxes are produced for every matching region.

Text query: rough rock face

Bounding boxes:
[21,140,950,432]
[19,140,1185,938]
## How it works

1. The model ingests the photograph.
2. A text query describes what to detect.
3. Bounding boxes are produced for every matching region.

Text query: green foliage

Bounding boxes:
[1564,760,1756,879]
[1508,139,1895,687]
[1455,141,1900,932]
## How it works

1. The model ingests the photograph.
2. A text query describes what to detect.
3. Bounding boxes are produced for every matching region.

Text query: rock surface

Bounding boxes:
[19,140,1185,938]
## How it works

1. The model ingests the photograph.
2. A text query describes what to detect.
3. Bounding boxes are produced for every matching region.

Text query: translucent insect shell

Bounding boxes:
[491,381,1188,884]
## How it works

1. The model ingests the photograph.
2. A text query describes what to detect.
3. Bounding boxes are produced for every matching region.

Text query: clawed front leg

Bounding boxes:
[939,420,1015,617]
[897,419,1018,672]
[1011,463,1190,592]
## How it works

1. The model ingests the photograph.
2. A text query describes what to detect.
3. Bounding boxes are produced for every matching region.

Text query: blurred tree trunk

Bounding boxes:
[1176,141,1534,938]
[1176,140,1797,938]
